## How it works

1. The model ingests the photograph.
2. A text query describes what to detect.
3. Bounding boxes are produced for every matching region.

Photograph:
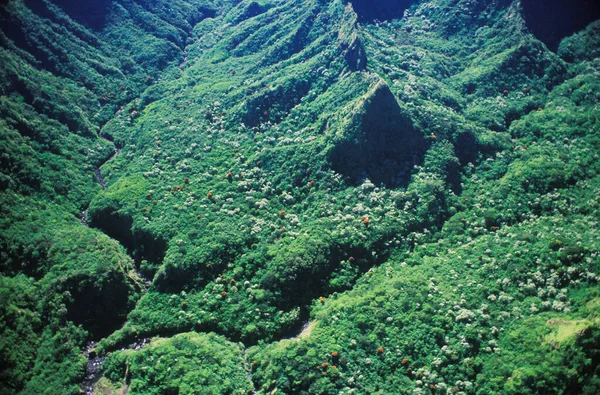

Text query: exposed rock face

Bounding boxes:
[521,0,600,51]
[342,32,367,71]
[349,0,415,23]
[330,80,426,186]
[338,4,367,70]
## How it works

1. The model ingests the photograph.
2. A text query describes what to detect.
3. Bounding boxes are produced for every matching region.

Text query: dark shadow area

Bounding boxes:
[350,0,415,23]
[89,207,167,272]
[341,33,367,71]
[49,0,113,30]
[152,242,243,294]
[522,0,600,51]
[330,82,426,187]
[0,3,56,70]
[258,238,394,344]
[455,131,478,166]
[233,1,272,24]
[65,272,132,339]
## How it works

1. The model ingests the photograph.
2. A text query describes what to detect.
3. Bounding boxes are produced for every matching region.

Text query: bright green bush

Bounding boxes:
[103,332,252,394]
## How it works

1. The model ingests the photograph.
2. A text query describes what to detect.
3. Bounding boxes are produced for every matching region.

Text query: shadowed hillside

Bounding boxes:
[522,0,600,51]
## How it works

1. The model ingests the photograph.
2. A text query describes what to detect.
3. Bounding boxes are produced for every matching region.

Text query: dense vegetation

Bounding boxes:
[1,0,599,394]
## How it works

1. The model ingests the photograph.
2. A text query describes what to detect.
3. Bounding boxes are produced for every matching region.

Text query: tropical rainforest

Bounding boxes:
[1,0,600,394]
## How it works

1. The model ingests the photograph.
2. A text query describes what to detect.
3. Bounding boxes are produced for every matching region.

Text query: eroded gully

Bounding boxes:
[81,133,151,394]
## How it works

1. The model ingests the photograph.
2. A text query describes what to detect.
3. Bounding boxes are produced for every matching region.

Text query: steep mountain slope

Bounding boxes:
[0,0,233,392]
[1,0,599,394]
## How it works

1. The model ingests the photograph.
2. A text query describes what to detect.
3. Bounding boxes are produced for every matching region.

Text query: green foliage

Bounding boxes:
[558,20,600,63]
[22,325,88,395]
[477,315,600,394]
[102,332,252,394]
[0,275,40,392]
[1,0,599,394]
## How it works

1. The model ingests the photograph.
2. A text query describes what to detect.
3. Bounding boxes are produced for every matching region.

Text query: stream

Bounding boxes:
[80,139,120,227]
[243,348,258,394]
[95,144,120,189]
[80,136,119,393]
[80,23,198,394]
[288,320,311,340]
[82,342,104,395]
[82,338,151,395]
[80,135,151,393]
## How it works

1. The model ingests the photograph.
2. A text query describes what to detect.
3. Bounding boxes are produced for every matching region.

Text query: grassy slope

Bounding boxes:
[0,0,599,394]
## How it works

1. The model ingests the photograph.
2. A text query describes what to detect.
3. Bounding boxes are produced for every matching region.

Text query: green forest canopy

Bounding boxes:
[1,0,599,394]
